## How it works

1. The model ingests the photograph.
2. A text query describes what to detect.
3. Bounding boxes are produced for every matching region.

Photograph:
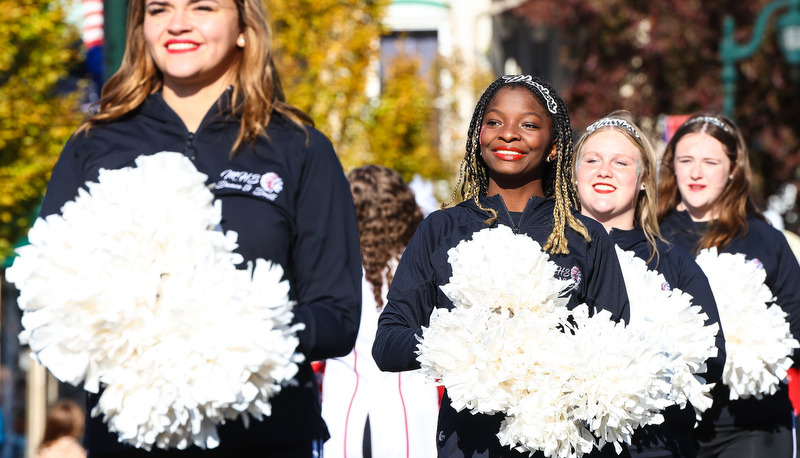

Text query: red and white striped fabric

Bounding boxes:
[81,0,104,49]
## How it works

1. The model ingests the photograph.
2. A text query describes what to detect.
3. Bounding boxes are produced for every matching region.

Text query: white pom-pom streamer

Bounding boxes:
[695,248,798,400]
[416,226,677,458]
[6,152,304,450]
[614,247,718,419]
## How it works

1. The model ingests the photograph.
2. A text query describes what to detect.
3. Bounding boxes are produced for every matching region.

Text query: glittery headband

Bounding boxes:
[585,118,640,138]
[686,116,730,133]
[501,75,558,114]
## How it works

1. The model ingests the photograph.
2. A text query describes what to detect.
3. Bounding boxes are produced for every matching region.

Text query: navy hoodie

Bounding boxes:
[611,227,726,457]
[660,210,800,433]
[373,194,630,458]
[40,90,362,453]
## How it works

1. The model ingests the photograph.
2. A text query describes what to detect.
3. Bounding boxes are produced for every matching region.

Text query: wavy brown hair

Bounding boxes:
[77,0,312,154]
[657,113,763,253]
[348,165,423,308]
[574,110,663,263]
[446,75,589,254]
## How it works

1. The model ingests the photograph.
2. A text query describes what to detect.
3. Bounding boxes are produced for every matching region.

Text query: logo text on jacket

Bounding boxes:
[216,169,284,201]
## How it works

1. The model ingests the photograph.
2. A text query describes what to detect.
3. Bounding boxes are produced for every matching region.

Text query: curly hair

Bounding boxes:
[574,110,663,263]
[348,165,423,308]
[446,74,589,254]
[656,113,763,253]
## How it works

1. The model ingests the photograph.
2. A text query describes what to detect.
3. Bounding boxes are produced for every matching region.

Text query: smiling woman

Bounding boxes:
[35,0,362,457]
[574,111,725,458]
[373,75,631,457]
[142,0,242,131]
[657,113,800,458]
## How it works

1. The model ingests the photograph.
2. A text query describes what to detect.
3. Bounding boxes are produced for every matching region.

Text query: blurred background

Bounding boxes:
[1,0,799,456]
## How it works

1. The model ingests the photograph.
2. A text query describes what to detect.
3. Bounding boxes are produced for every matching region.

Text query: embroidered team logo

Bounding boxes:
[570,266,582,285]
[216,169,284,201]
[259,172,284,194]
[746,257,764,270]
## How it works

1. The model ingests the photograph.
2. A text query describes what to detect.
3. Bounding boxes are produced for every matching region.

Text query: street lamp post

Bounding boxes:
[720,0,800,118]
[104,0,129,79]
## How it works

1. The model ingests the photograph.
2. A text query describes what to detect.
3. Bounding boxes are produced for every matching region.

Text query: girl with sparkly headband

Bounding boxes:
[574,110,725,458]
[658,113,800,457]
[373,75,630,457]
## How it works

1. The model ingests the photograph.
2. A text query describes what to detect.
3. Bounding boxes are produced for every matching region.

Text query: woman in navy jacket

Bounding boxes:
[373,75,630,458]
[39,0,361,456]
[574,111,725,458]
[657,113,800,458]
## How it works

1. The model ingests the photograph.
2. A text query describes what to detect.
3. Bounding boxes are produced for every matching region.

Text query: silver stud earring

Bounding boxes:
[640,184,646,190]
[237,35,246,47]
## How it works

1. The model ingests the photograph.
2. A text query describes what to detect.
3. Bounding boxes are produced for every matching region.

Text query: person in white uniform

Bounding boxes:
[321,165,440,458]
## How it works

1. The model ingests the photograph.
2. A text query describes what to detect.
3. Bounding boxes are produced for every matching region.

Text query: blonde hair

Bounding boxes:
[574,110,662,263]
[77,0,312,155]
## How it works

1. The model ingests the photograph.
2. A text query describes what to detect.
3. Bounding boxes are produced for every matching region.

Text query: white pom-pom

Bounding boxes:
[7,152,304,450]
[695,248,798,400]
[416,226,680,458]
[564,306,673,453]
[614,247,719,419]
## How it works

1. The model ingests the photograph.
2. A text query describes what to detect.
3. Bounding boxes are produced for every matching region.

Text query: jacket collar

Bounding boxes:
[461,194,553,227]
[139,86,237,128]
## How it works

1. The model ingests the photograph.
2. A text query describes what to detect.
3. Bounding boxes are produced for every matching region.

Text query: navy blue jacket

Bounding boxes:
[660,210,800,432]
[373,194,630,457]
[40,90,362,453]
[611,227,726,458]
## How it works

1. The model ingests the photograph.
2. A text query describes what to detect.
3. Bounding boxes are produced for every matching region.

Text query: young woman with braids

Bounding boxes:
[574,111,725,458]
[657,113,800,457]
[39,0,361,456]
[373,75,630,457]
[321,165,438,458]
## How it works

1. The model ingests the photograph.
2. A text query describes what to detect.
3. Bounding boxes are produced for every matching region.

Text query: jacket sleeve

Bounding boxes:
[40,136,86,218]
[673,249,726,384]
[766,230,800,367]
[290,132,362,362]
[373,216,439,372]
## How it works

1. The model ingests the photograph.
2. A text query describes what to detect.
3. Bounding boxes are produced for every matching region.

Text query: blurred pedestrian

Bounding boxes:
[321,164,438,458]
[35,399,86,458]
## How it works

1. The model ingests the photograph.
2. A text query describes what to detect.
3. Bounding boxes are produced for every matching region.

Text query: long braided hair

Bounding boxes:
[446,75,589,254]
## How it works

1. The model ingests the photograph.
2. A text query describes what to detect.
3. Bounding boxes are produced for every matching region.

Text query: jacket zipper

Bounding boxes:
[497,197,530,234]
[184,132,196,160]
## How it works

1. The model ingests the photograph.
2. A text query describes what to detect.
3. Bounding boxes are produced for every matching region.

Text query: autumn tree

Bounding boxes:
[510,0,800,208]
[0,0,85,260]
[267,0,483,184]
[267,0,387,169]
[365,51,444,182]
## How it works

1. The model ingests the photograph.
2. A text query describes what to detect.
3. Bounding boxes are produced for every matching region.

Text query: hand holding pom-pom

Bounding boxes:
[417,227,680,458]
[695,248,799,400]
[7,152,304,450]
